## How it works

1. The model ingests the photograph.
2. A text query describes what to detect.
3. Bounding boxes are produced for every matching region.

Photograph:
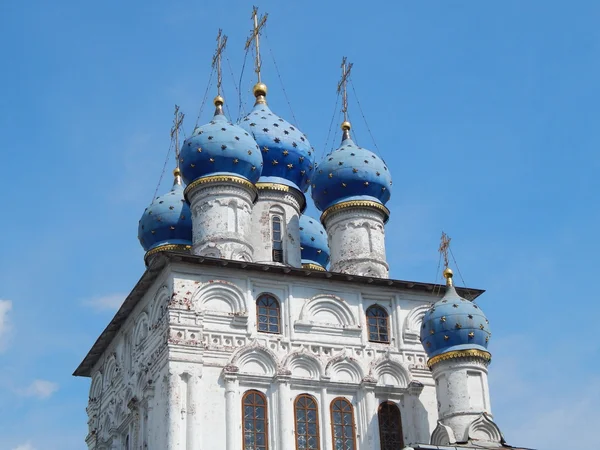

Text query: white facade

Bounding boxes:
[324,205,389,278]
[186,179,257,261]
[80,257,458,450]
[250,184,304,267]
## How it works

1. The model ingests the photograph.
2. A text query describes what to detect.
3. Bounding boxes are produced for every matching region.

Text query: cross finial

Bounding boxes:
[245,6,268,84]
[439,232,453,286]
[170,105,185,172]
[337,57,354,139]
[212,29,228,98]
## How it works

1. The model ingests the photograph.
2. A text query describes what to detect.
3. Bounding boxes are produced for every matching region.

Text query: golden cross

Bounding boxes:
[337,57,354,123]
[438,231,451,270]
[170,105,185,166]
[211,29,228,97]
[245,6,268,83]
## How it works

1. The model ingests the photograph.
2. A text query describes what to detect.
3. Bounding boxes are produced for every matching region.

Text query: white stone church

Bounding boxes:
[74,13,530,450]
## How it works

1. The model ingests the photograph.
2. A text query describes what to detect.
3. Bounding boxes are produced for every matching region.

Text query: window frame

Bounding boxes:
[271,215,284,262]
[256,293,282,334]
[242,390,269,450]
[329,397,357,450]
[366,304,390,344]
[294,394,320,450]
[377,401,404,450]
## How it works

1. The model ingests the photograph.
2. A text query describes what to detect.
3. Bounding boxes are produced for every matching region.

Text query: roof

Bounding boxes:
[73,251,485,377]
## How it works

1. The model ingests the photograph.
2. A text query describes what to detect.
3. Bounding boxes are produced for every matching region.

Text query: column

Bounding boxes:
[277,375,293,450]
[320,387,331,450]
[225,374,240,450]
[362,380,377,448]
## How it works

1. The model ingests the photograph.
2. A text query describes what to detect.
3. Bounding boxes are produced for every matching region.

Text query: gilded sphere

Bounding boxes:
[341,121,352,130]
[253,82,268,97]
[173,167,181,177]
[443,267,454,279]
[213,95,224,106]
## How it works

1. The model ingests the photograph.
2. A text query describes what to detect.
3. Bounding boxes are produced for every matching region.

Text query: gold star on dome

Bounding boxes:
[170,226,175,230]
[429,329,434,335]
[209,158,215,163]
[479,324,485,330]
[190,163,195,168]
[328,173,333,178]
[352,168,358,173]
[444,335,449,341]
[287,164,293,169]
[262,146,269,153]
[440,316,446,322]
[317,249,322,254]
[197,147,202,152]
[455,323,462,329]
[272,160,278,165]
[282,150,289,156]
[300,170,306,175]
[233,159,239,164]
[248,150,253,155]
[468,332,474,339]
[364,181,369,186]
[341,183,347,188]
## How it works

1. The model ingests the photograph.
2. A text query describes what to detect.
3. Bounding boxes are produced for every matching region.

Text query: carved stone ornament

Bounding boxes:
[430,421,456,446]
[467,413,505,444]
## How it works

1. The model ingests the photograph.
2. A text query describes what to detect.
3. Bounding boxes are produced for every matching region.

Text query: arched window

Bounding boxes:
[377,402,404,449]
[256,294,281,334]
[295,394,320,450]
[330,397,356,450]
[272,216,283,262]
[243,390,269,450]
[366,305,390,343]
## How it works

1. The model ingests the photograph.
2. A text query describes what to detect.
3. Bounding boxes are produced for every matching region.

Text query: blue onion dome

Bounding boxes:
[238,83,315,193]
[180,96,263,186]
[420,269,491,365]
[138,168,193,260]
[311,122,392,216]
[299,214,330,270]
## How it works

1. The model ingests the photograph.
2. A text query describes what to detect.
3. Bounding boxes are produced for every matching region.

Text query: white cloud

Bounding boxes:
[83,293,126,312]
[12,442,35,450]
[0,299,13,351]
[20,380,59,400]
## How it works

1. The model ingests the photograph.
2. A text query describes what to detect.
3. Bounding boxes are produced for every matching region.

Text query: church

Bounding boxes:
[74,9,530,450]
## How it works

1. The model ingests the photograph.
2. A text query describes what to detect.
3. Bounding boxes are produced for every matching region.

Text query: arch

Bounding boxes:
[134,312,149,346]
[231,344,279,377]
[284,352,324,380]
[366,304,390,343]
[90,372,103,400]
[192,280,246,314]
[325,356,364,384]
[294,394,320,450]
[242,390,269,450]
[431,422,456,446]
[330,397,356,450]
[377,401,404,449]
[403,304,430,343]
[467,413,504,443]
[372,358,411,389]
[256,293,281,334]
[104,356,117,388]
[299,294,357,328]
[149,285,170,326]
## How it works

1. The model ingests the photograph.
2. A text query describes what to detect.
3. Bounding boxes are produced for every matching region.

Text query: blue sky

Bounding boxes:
[1,1,598,449]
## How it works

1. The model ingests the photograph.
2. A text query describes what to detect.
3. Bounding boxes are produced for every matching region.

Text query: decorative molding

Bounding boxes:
[403,304,430,344]
[184,174,257,200]
[325,355,365,384]
[283,351,324,380]
[467,413,504,444]
[427,349,492,368]
[321,199,390,224]
[295,294,360,336]
[431,421,456,445]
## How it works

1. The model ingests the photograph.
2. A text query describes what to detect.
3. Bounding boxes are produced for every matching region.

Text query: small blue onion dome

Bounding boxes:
[239,83,315,192]
[311,122,392,213]
[299,214,330,270]
[180,96,263,185]
[420,269,491,362]
[138,168,193,258]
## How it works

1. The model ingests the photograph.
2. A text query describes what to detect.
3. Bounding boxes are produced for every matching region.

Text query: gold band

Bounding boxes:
[256,182,291,192]
[321,200,390,224]
[302,263,326,271]
[145,244,192,262]
[427,349,491,368]
[184,175,257,199]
